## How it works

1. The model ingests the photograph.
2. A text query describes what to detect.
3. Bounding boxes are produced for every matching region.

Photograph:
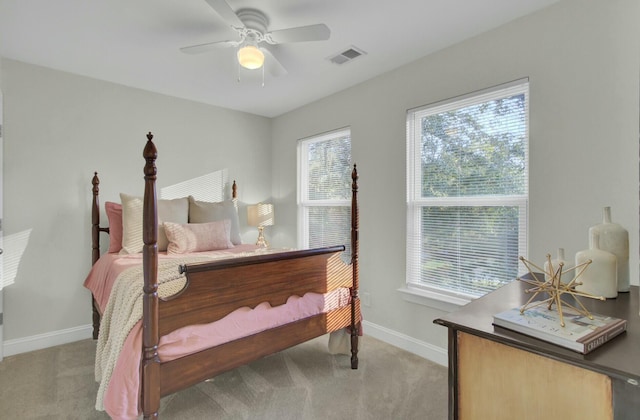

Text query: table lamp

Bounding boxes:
[247,203,274,248]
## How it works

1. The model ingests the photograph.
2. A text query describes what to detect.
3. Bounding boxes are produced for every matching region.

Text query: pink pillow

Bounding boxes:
[163,220,234,254]
[105,202,123,253]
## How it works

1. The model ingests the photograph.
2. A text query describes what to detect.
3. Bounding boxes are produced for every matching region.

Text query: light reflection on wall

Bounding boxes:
[160,169,230,202]
[1,229,32,289]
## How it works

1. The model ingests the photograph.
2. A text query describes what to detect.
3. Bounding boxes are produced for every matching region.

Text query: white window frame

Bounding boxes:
[404,79,529,308]
[297,128,351,249]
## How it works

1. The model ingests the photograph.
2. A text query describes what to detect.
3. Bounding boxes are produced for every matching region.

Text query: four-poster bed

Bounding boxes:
[86,133,361,418]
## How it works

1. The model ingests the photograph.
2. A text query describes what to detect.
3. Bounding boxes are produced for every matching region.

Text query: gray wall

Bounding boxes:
[0,59,272,344]
[272,0,640,350]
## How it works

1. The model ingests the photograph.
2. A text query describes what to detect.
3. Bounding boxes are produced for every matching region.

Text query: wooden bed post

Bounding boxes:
[91,173,101,265]
[91,173,109,339]
[141,132,160,419]
[350,164,360,369]
[91,173,101,339]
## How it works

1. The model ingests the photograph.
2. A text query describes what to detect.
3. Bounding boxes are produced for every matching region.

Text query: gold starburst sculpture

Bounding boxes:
[518,255,605,327]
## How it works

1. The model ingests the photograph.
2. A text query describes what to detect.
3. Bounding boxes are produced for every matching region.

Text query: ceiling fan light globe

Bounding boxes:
[237,45,265,69]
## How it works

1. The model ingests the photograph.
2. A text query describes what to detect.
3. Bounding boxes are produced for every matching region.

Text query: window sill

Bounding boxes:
[397,286,472,313]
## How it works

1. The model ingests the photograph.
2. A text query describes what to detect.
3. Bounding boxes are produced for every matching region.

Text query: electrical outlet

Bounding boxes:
[361,292,371,307]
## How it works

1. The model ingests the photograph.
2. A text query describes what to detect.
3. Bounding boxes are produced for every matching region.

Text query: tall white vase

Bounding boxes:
[575,232,617,299]
[589,207,629,292]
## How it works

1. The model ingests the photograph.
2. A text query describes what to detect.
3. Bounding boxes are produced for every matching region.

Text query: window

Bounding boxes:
[406,80,529,301]
[298,129,352,257]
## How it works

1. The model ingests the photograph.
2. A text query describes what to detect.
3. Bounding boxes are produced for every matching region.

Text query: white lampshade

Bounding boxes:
[237,45,265,70]
[247,203,274,227]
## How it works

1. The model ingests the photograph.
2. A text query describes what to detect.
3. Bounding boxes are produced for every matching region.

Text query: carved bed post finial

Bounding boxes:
[141,132,160,418]
[350,163,360,369]
[143,134,158,179]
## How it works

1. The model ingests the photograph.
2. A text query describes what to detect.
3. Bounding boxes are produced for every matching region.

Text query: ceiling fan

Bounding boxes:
[181,0,331,77]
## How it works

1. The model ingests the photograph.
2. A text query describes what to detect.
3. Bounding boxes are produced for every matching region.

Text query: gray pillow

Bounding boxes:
[188,196,242,245]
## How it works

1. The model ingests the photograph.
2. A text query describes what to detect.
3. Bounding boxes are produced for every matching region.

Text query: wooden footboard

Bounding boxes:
[159,247,351,334]
[153,245,359,398]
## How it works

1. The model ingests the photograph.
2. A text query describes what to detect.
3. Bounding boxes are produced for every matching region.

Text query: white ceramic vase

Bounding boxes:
[575,231,617,299]
[589,206,629,292]
[544,248,573,283]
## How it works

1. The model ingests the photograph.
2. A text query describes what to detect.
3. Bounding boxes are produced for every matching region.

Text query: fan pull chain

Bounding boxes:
[261,64,265,88]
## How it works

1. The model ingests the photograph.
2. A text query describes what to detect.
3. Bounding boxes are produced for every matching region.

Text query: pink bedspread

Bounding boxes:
[85,248,352,420]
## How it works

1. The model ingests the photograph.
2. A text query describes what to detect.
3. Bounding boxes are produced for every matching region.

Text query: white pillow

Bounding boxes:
[163,220,234,254]
[119,193,189,254]
[188,196,242,245]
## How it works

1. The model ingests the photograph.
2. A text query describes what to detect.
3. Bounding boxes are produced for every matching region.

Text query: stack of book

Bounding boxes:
[493,305,627,354]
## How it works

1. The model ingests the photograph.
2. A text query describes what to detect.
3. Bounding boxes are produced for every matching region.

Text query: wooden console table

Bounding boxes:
[434,281,640,420]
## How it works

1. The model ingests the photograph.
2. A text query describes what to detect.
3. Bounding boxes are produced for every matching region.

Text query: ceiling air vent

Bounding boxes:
[327,46,367,65]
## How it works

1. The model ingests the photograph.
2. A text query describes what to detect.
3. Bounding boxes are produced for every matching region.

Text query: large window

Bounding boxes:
[406,80,529,301]
[298,128,352,256]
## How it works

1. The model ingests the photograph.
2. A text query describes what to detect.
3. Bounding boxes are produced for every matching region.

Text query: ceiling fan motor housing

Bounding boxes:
[236,9,269,34]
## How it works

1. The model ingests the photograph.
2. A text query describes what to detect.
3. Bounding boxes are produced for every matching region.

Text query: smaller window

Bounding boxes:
[298,129,352,256]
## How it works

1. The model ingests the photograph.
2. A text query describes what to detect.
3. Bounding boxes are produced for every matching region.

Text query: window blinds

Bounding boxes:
[298,129,352,255]
[407,80,529,299]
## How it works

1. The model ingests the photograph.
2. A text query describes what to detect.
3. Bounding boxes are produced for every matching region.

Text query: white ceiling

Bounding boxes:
[0,0,560,118]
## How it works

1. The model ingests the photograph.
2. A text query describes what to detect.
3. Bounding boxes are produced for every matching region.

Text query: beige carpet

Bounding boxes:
[0,335,447,419]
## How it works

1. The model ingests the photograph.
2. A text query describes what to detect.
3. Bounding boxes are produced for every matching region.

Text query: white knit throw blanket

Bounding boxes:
[94,256,211,411]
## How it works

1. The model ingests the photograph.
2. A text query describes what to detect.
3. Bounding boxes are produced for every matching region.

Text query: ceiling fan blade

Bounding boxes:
[180,40,236,55]
[205,0,244,28]
[261,47,288,77]
[268,24,330,44]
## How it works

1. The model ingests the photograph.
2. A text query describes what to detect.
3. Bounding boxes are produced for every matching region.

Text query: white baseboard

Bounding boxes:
[3,324,93,357]
[362,320,448,367]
